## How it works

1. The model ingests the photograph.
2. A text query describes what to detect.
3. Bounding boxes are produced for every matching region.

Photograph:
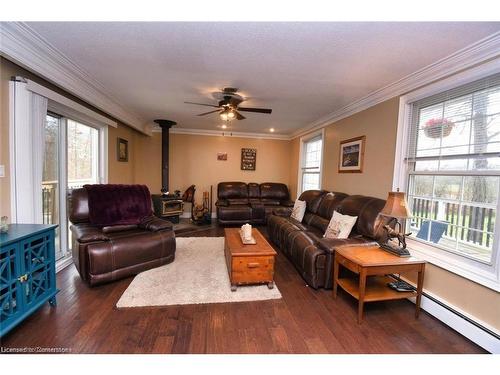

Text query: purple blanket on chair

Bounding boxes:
[84,184,152,226]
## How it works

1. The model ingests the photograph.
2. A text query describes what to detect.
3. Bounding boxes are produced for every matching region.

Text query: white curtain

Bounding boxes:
[10,80,48,224]
[31,93,48,223]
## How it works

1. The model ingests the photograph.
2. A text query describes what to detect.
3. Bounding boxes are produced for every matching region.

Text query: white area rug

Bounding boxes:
[116,237,282,308]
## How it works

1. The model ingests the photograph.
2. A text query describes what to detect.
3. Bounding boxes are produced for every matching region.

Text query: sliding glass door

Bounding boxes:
[42,114,62,258]
[42,115,101,262]
[66,120,100,256]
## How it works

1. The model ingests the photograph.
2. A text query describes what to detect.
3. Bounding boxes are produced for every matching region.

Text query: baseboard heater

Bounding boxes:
[394,274,500,353]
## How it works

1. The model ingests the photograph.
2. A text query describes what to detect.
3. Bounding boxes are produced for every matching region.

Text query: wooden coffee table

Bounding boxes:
[224,228,277,291]
[333,245,426,323]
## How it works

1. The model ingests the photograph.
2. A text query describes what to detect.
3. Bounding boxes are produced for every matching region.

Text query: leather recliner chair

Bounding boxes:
[69,187,176,286]
[268,190,390,289]
[216,182,294,225]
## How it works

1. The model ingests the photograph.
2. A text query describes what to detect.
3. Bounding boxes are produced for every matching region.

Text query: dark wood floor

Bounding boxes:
[1,225,485,354]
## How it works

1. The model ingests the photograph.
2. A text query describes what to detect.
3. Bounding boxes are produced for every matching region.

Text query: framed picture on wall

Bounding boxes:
[217,152,227,161]
[338,136,365,173]
[117,137,128,162]
[241,148,256,170]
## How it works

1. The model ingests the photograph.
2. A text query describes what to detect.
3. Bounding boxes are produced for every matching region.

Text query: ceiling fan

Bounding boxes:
[184,87,272,121]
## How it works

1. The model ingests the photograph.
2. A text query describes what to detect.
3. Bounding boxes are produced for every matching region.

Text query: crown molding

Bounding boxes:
[0,22,152,136]
[2,22,498,140]
[291,31,500,139]
[154,126,292,140]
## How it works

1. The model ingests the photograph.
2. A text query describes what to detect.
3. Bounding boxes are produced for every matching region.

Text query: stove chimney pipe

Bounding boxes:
[154,119,177,195]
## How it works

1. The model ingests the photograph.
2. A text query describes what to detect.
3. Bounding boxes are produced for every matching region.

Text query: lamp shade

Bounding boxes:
[380,191,412,219]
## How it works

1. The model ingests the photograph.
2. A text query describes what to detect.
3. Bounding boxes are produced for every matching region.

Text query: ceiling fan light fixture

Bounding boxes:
[220,108,235,121]
[186,88,272,122]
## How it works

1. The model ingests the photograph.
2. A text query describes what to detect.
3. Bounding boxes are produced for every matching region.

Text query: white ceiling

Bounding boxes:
[26,22,500,135]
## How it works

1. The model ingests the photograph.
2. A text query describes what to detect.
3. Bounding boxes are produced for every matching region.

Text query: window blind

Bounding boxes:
[406,72,500,173]
[302,135,322,170]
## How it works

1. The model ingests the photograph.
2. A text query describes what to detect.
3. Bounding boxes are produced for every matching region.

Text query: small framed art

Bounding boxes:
[117,137,128,162]
[338,136,365,173]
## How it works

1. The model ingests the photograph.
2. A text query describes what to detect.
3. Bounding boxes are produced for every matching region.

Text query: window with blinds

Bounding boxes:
[301,135,323,192]
[406,73,500,263]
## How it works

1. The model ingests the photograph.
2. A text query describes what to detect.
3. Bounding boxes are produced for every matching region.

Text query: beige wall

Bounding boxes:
[108,125,138,184]
[133,132,162,193]
[134,132,293,212]
[295,97,500,331]
[321,98,400,199]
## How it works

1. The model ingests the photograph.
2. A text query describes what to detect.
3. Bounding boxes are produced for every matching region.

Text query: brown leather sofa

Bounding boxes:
[69,187,176,286]
[267,190,390,289]
[216,182,293,225]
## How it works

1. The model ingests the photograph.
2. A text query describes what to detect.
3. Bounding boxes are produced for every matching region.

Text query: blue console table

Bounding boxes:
[0,224,59,337]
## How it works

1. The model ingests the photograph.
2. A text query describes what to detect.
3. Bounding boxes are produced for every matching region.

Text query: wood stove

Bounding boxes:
[151,119,183,223]
[152,195,183,223]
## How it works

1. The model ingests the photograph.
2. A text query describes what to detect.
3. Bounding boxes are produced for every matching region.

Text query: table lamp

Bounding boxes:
[379,189,412,257]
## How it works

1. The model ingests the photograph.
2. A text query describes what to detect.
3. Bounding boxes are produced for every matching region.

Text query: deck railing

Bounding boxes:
[42,179,95,225]
[411,197,496,249]
[42,181,58,225]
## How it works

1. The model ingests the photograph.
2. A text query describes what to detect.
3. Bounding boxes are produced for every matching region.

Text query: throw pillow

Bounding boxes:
[324,211,357,239]
[290,199,306,222]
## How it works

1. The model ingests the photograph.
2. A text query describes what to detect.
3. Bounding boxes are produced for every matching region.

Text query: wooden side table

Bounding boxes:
[333,245,425,323]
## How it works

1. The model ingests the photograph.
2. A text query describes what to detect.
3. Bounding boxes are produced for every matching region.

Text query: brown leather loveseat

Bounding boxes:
[268,190,390,289]
[216,182,293,225]
[69,185,176,286]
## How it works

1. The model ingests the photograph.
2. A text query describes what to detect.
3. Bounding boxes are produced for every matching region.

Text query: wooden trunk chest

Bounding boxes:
[224,228,277,291]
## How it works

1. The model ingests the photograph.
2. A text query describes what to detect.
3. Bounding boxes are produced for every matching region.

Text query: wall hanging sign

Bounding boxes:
[217,152,227,161]
[338,136,365,173]
[241,148,257,170]
[117,137,129,162]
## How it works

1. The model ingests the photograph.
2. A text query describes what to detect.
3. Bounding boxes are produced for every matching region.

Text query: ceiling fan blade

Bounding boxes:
[197,109,222,116]
[184,101,220,108]
[237,107,272,114]
[235,110,246,120]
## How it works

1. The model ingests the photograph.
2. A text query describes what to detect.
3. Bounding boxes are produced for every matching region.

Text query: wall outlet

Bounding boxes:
[0,165,4,178]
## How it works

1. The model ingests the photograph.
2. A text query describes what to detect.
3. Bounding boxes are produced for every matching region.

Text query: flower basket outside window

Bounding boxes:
[423,118,454,138]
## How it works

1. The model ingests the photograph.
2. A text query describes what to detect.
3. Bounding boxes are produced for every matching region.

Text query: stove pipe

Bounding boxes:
[154,119,177,194]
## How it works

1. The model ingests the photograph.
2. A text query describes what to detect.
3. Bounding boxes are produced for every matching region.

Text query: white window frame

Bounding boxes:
[393,59,500,291]
[297,129,325,197]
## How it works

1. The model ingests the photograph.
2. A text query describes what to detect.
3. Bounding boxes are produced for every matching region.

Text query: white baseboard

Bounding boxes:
[407,294,500,353]
[55,256,73,273]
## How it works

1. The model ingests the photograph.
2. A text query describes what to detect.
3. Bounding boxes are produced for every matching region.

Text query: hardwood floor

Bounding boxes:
[1,225,485,354]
